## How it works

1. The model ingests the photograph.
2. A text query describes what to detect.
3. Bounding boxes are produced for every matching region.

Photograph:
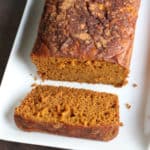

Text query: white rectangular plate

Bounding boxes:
[0,0,150,150]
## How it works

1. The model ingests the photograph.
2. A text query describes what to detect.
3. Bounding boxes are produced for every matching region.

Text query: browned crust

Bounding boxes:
[31,0,141,69]
[14,114,119,141]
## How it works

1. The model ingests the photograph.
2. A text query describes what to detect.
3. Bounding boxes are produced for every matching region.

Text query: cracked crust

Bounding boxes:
[32,0,141,68]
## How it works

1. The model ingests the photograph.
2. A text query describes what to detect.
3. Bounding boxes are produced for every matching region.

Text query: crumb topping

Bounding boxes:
[34,0,140,68]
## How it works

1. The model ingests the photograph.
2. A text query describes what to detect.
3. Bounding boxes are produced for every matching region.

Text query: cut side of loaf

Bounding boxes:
[14,85,120,141]
[31,0,141,86]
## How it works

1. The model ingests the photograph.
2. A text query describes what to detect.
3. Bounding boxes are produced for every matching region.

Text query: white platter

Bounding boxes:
[0,0,150,149]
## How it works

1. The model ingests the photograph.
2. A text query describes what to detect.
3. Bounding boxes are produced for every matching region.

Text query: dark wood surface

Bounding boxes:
[0,0,63,150]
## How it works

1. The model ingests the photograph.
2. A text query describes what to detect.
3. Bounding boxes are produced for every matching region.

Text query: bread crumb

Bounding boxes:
[31,83,37,87]
[132,83,138,88]
[34,76,37,81]
[119,122,124,126]
[125,103,131,109]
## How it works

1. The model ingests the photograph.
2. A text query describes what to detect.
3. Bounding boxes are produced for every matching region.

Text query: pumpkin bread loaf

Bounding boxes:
[14,85,119,141]
[31,0,141,86]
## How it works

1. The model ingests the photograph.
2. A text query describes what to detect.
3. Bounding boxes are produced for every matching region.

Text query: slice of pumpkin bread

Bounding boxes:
[14,85,119,141]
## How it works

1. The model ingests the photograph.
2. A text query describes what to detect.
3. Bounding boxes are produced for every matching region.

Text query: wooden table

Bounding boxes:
[0,0,62,149]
